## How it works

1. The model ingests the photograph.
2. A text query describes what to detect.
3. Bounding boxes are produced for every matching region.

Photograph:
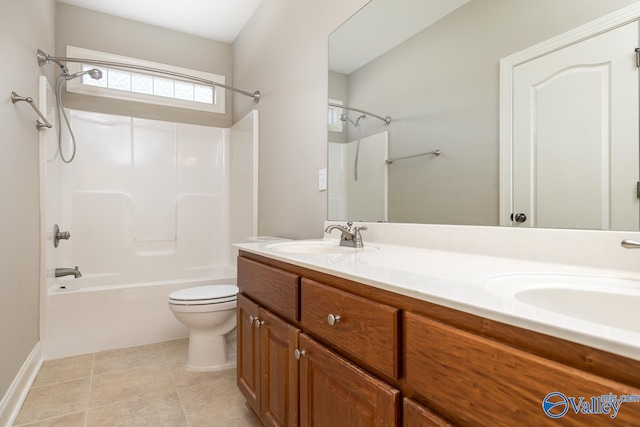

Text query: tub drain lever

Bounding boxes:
[54,224,71,248]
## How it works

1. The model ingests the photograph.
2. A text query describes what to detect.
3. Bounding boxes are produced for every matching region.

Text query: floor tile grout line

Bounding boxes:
[13,410,87,427]
[84,353,96,427]
[163,342,192,427]
[29,369,93,391]
[90,358,168,379]
[13,376,91,426]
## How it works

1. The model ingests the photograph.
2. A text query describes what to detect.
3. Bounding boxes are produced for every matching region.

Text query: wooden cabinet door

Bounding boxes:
[299,334,399,427]
[237,293,261,415]
[404,312,640,426]
[260,308,300,427]
[403,399,454,427]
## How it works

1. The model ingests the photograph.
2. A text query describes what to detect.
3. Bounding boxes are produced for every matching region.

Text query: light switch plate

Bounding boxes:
[318,168,327,191]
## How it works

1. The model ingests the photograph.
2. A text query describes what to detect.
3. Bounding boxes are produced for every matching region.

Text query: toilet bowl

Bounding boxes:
[168,284,239,371]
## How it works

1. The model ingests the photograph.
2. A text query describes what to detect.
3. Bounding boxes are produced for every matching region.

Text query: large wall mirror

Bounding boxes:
[328,0,640,230]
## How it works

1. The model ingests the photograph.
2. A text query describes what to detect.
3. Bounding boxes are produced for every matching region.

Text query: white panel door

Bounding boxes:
[512,21,639,230]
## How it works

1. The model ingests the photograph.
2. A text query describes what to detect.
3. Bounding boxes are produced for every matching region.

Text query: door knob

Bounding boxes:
[511,213,527,223]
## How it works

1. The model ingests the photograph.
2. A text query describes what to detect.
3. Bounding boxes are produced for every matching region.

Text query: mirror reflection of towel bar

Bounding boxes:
[10,91,52,129]
[385,150,441,165]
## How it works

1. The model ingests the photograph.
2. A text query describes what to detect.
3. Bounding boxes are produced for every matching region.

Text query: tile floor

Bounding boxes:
[13,339,262,427]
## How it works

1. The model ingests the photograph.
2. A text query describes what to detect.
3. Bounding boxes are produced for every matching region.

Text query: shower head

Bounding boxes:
[341,113,366,127]
[65,68,103,81]
[87,69,103,80]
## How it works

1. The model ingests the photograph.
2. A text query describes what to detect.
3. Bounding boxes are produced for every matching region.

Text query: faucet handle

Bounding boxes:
[353,225,367,248]
[353,225,367,238]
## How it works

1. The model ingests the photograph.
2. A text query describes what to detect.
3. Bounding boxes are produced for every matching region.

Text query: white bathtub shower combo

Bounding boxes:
[38,77,258,362]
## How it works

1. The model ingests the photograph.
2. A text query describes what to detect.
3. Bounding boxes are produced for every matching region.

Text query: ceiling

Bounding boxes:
[330,0,470,75]
[57,0,263,43]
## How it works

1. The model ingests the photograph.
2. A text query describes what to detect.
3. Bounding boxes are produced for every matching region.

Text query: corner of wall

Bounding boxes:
[0,343,43,427]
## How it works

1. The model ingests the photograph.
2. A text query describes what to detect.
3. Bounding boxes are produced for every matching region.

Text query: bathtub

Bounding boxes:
[40,265,237,360]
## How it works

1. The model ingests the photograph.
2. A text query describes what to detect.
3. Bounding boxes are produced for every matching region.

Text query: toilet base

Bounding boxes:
[187,358,237,372]
[186,334,237,372]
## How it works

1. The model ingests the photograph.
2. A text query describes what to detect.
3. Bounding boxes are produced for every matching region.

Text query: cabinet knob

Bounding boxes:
[248,315,255,324]
[294,349,306,360]
[327,314,341,326]
[255,319,264,328]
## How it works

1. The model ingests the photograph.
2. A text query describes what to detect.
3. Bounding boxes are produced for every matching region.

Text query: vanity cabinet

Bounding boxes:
[238,293,300,427]
[238,256,402,426]
[237,251,640,426]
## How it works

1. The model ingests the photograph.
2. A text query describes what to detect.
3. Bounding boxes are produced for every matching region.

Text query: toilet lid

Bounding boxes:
[169,285,239,304]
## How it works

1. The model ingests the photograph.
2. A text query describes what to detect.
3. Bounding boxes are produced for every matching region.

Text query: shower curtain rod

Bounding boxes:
[37,49,260,103]
[329,102,391,125]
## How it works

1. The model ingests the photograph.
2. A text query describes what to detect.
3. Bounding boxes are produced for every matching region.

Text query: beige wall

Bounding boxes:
[232,0,369,238]
[345,0,640,225]
[56,3,233,127]
[0,0,55,399]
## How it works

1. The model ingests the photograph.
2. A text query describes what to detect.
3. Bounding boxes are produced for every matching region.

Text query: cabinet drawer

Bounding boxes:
[237,257,300,322]
[405,312,640,426]
[301,279,399,378]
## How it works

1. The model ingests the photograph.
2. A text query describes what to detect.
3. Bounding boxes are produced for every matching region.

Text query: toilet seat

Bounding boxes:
[169,285,239,306]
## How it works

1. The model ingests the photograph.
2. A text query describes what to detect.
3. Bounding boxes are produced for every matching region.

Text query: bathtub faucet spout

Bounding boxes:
[55,266,82,278]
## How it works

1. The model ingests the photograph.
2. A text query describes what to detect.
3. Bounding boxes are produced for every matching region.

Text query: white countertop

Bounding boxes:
[235,239,640,362]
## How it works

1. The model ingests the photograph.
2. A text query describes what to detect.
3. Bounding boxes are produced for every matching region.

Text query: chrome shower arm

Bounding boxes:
[37,49,260,103]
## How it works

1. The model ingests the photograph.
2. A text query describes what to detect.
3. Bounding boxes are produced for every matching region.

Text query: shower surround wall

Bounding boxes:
[328,132,388,221]
[57,110,230,283]
[41,101,257,359]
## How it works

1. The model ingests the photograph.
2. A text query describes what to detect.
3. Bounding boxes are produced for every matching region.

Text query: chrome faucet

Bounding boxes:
[55,266,82,278]
[324,221,368,248]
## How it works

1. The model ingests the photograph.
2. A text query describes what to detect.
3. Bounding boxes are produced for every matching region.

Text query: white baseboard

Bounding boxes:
[0,342,43,426]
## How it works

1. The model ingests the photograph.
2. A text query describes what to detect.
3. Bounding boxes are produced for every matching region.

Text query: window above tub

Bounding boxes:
[65,46,226,114]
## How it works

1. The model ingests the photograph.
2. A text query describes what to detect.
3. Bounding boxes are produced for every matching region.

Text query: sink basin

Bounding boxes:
[266,240,373,255]
[483,274,640,332]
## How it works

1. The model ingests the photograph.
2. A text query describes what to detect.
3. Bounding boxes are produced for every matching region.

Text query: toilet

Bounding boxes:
[168,284,239,371]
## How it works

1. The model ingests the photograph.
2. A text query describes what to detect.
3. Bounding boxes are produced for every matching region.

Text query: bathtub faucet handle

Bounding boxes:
[53,224,71,248]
